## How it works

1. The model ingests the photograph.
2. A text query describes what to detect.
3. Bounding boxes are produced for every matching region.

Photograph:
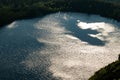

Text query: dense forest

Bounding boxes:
[0,0,120,27]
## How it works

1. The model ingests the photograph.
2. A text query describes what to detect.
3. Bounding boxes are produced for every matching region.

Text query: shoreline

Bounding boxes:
[0,0,120,28]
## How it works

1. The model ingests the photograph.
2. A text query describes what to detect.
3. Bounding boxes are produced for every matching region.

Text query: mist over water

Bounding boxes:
[0,12,120,80]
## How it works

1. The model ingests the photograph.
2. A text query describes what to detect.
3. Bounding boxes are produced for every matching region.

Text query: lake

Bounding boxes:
[0,12,120,80]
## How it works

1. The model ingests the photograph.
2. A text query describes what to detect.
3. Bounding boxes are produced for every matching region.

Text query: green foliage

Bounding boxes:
[0,0,120,27]
[89,60,120,80]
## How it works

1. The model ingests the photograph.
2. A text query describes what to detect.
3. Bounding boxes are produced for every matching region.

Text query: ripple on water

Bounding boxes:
[0,12,120,80]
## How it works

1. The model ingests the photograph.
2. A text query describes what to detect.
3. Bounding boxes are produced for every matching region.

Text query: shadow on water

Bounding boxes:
[64,21,105,46]
[0,19,59,80]
[59,14,106,46]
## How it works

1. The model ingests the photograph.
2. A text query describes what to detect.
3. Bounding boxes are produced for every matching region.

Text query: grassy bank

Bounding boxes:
[0,0,120,27]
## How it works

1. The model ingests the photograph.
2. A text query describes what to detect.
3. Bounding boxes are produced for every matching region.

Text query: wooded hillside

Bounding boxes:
[0,0,120,27]
[89,60,120,80]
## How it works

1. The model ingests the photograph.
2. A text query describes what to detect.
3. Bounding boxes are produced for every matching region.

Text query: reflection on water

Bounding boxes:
[0,12,120,80]
[62,19,105,46]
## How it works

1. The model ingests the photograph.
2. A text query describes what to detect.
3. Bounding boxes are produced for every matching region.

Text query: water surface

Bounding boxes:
[0,12,120,80]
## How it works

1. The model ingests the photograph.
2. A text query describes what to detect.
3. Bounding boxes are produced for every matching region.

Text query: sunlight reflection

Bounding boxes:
[1,12,120,80]
[7,21,18,29]
[77,21,116,41]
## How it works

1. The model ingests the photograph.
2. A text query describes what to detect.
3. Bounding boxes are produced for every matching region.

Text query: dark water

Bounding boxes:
[61,18,105,46]
[0,12,120,80]
[0,20,57,80]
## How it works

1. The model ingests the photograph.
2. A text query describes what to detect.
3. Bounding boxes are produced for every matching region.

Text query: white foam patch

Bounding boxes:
[20,12,120,80]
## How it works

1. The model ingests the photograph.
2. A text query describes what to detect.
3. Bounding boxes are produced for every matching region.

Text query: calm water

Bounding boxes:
[0,12,120,80]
